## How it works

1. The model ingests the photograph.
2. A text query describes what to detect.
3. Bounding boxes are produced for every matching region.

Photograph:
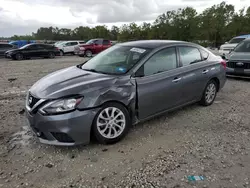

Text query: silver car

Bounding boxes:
[26,40,226,146]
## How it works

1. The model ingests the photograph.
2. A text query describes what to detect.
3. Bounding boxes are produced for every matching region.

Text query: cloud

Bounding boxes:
[0,0,247,37]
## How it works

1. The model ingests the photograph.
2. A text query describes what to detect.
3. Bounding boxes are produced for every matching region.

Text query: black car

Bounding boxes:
[226,38,250,77]
[0,43,17,56]
[5,43,60,60]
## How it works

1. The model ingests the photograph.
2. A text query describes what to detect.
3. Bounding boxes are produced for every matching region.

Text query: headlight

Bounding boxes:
[39,97,83,115]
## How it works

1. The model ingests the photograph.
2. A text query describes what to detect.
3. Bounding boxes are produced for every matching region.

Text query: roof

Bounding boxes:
[119,40,188,49]
[235,34,250,38]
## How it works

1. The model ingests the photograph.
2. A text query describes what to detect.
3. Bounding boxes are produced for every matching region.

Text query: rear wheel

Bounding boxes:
[59,50,64,56]
[93,103,130,144]
[15,53,23,60]
[200,80,218,106]
[85,50,92,57]
[48,52,55,58]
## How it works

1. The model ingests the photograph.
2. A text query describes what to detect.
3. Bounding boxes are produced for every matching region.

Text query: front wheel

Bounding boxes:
[200,80,218,106]
[15,53,23,60]
[93,103,130,144]
[85,50,92,57]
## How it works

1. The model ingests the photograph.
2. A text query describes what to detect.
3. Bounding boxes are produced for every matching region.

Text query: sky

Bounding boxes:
[0,0,248,37]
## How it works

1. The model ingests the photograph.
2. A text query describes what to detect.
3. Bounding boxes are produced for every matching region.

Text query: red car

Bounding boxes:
[74,39,111,57]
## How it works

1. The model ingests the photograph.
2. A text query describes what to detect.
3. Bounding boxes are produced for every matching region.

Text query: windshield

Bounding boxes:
[86,39,95,45]
[81,45,151,75]
[229,37,246,44]
[19,44,32,49]
[234,40,250,52]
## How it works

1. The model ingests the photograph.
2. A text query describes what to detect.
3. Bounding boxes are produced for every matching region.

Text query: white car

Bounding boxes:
[219,35,250,58]
[56,41,85,56]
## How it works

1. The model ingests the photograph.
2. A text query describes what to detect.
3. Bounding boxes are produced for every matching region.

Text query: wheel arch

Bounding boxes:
[210,77,220,91]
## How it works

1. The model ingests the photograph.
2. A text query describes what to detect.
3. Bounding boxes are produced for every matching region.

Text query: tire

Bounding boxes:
[59,50,64,56]
[48,52,55,59]
[200,80,218,106]
[93,102,131,144]
[85,50,92,57]
[15,53,23,60]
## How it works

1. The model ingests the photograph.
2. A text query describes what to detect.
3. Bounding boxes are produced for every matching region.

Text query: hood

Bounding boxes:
[29,66,115,99]
[228,52,250,61]
[220,43,238,49]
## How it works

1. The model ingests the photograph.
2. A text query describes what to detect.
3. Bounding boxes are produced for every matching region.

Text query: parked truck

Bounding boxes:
[74,39,111,57]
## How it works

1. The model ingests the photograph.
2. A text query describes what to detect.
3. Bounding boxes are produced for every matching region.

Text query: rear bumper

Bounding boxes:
[226,67,250,77]
[25,108,99,146]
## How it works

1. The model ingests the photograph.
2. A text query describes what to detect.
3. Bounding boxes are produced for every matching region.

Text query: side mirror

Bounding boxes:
[225,41,229,44]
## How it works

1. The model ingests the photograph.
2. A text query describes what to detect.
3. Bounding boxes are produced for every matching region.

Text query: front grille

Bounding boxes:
[227,61,250,69]
[51,132,74,143]
[28,93,40,108]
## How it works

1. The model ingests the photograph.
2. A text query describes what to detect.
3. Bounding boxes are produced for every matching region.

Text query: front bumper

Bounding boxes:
[226,67,250,77]
[26,108,99,146]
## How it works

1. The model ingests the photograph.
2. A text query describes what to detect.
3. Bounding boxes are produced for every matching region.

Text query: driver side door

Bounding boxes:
[135,47,184,120]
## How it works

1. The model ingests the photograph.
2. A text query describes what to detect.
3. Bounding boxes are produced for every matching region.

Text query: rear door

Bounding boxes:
[176,46,214,103]
[135,47,184,119]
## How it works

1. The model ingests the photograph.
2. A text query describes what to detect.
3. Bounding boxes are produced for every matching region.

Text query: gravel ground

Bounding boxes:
[0,56,250,188]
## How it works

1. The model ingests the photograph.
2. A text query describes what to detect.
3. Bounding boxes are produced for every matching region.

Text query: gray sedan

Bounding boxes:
[25,40,226,146]
[226,38,250,77]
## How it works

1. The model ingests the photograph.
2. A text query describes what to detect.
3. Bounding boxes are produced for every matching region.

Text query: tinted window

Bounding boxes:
[234,40,250,52]
[28,45,40,49]
[137,47,177,77]
[179,47,202,66]
[79,41,85,44]
[200,49,209,60]
[95,40,102,45]
[70,42,78,45]
[103,40,110,45]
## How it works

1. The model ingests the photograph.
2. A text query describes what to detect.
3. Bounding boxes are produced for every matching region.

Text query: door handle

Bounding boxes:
[172,77,182,83]
[202,70,209,74]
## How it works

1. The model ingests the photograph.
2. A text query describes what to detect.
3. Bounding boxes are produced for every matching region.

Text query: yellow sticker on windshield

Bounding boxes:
[130,47,146,53]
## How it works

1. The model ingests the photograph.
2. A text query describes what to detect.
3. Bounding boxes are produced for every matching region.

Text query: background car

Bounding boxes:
[25,40,226,146]
[219,34,250,59]
[55,41,85,56]
[0,43,17,56]
[5,43,60,60]
[74,39,111,57]
[226,38,250,77]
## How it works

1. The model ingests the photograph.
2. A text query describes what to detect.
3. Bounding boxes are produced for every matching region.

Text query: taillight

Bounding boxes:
[221,60,227,69]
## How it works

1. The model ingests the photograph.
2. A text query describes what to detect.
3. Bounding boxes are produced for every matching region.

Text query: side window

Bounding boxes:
[179,46,202,66]
[70,42,78,46]
[79,41,85,44]
[136,47,177,77]
[95,40,102,45]
[64,42,71,46]
[103,40,110,45]
[28,45,39,49]
[200,49,209,60]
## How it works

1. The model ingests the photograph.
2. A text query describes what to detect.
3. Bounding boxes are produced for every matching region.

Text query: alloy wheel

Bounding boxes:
[205,83,216,104]
[96,107,126,139]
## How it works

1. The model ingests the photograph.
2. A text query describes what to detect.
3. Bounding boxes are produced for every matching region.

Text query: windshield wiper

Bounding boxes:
[82,68,109,75]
